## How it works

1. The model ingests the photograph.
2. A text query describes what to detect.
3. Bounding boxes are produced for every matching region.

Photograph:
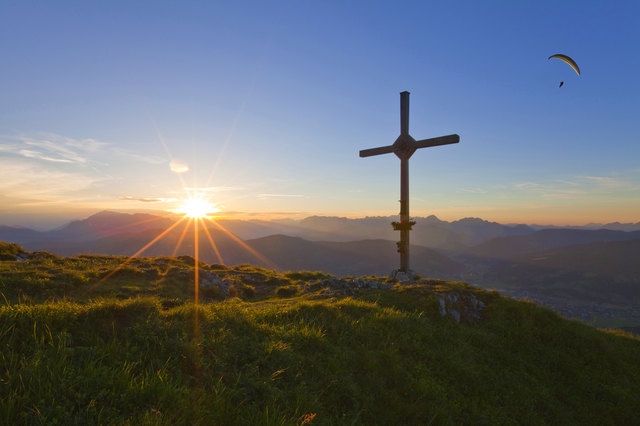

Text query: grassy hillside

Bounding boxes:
[1,242,639,424]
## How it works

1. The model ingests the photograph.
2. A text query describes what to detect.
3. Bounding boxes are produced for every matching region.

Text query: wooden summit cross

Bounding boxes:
[360,91,460,276]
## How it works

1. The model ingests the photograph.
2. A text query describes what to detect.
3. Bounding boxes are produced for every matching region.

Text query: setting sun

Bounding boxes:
[174,197,218,218]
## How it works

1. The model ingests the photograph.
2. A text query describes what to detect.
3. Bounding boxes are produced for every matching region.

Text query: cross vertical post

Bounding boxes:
[400,90,410,135]
[399,91,411,270]
[359,91,460,277]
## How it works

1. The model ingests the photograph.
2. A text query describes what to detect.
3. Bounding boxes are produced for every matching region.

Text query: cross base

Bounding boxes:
[389,269,418,283]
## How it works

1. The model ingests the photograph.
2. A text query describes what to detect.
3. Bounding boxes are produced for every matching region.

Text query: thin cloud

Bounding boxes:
[112,147,166,165]
[2,133,166,166]
[120,196,167,203]
[579,175,630,188]
[0,159,103,200]
[0,137,87,164]
[257,193,306,199]
[510,180,586,199]
[512,182,543,191]
[183,186,242,192]
[460,188,488,194]
[508,173,640,199]
[216,210,309,218]
[18,149,75,163]
[62,136,108,152]
[22,137,88,163]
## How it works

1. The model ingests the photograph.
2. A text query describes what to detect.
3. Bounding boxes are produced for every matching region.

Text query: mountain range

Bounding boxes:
[3,210,640,250]
[0,212,462,278]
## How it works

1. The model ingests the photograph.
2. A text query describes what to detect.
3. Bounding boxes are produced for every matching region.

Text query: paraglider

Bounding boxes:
[548,54,580,75]
[548,54,580,87]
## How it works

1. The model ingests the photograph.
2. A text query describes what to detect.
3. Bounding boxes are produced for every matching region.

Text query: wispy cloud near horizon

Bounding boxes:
[0,133,112,164]
[0,132,173,207]
[0,159,104,201]
[257,193,306,199]
[1,132,167,166]
[22,137,90,163]
[501,171,640,200]
[113,147,166,165]
[120,196,178,203]
[17,149,76,163]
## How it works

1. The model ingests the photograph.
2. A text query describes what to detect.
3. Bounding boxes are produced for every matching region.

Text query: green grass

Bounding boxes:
[0,242,28,261]
[1,245,640,424]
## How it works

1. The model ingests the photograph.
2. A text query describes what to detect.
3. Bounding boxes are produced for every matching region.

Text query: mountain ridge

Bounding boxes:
[3,210,639,250]
[467,228,640,260]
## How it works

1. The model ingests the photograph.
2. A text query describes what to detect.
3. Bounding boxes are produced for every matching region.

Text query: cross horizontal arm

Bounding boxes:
[414,134,460,149]
[359,145,395,158]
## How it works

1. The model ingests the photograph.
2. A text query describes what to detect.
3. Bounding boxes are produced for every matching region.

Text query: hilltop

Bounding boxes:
[3,211,640,331]
[1,243,639,424]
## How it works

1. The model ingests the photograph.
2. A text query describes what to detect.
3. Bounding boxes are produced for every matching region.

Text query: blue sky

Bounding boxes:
[1,1,639,228]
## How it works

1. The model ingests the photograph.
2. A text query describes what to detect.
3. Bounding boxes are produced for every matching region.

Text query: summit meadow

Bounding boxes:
[0,241,639,424]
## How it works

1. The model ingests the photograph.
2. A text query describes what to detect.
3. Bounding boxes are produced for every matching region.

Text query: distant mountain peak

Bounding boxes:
[454,217,490,224]
[422,215,443,223]
[88,210,125,218]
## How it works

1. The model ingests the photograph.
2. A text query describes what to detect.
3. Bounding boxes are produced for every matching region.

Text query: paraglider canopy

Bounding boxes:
[548,54,580,75]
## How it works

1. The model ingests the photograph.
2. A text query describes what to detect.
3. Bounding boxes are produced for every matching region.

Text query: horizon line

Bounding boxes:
[1,207,639,231]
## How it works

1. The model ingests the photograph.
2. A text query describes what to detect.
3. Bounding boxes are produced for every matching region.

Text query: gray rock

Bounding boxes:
[199,271,223,288]
[198,271,233,297]
[437,291,486,323]
[450,310,461,322]
[16,252,29,261]
[438,298,447,316]
[389,269,418,282]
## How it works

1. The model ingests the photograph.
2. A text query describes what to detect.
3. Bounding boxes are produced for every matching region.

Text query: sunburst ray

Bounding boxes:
[200,221,224,265]
[82,217,187,296]
[204,217,277,270]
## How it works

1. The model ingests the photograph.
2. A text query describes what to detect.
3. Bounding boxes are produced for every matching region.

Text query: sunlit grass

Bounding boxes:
[2,243,640,423]
[0,273,639,424]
